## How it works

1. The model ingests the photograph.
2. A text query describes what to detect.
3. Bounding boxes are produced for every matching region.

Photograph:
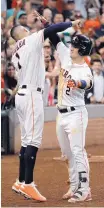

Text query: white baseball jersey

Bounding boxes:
[12,30,45,90]
[57,42,93,107]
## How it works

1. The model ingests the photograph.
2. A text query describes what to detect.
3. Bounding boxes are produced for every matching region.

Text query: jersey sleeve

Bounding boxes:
[57,42,72,70]
[79,65,93,88]
[80,66,93,81]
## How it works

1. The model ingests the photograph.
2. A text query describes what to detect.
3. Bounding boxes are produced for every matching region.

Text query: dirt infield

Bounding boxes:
[1,145,104,207]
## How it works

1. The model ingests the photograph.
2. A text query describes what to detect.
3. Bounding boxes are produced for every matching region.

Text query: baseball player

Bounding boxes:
[11,12,81,201]
[46,32,93,203]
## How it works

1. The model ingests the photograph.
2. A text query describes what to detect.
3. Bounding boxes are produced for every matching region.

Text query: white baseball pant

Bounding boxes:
[15,88,44,148]
[56,106,89,192]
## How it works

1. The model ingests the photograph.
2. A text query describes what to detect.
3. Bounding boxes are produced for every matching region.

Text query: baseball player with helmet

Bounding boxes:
[11,10,81,201]
[46,30,93,203]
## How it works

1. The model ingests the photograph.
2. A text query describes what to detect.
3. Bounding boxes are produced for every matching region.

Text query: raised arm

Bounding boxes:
[46,53,61,78]
[33,10,82,46]
[44,20,82,41]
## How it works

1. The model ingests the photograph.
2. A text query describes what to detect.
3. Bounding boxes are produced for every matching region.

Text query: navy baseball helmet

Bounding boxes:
[71,34,92,56]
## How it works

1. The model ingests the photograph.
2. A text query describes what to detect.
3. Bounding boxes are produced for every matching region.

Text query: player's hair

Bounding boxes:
[10,25,20,41]
[90,59,102,65]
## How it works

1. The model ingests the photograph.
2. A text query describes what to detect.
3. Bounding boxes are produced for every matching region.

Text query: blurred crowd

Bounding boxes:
[1,0,104,109]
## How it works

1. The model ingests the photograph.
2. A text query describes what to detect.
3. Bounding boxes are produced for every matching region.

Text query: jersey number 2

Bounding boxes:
[66,86,70,95]
[15,53,22,70]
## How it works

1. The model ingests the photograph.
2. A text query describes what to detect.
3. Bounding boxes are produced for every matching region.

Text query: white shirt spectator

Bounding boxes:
[43,78,51,106]
[1,0,7,12]
[94,72,104,102]
[75,0,87,18]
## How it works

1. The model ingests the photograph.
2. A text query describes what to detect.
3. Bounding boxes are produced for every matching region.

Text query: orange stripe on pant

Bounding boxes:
[80,110,89,173]
[31,92,35,142]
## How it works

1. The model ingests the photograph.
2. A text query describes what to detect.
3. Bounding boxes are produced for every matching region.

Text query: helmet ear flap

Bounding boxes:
[78,48,85,56]
[78,49,82,56]
[78,43,92,56]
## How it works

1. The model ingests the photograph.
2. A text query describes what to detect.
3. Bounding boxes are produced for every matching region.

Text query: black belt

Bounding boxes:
[21,85,43,93]
[58,106,75,113]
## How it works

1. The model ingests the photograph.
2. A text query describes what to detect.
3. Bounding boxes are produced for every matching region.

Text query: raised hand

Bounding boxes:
[33,10,48,25]
[72,19,83,28]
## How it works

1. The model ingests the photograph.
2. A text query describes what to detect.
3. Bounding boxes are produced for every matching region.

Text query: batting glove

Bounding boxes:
[67,79,81,88]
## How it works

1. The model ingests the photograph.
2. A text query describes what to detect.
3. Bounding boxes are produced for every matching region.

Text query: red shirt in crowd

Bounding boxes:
[1,77,6,104]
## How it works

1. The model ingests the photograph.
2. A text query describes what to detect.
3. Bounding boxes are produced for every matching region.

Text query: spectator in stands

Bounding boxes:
[97,42,104,62]
[1,58,6,108]
[85,0,101,16]
[43,8,52,24]
[100,0,104,14]
[95,13,104,37]
[23,0,31,15]
[6,0,23,21]
[74,0,87,19]
[3,62,17,108]
[43,39,52,106]
[44,39,52,59]
[83,8,101,35]
[1,16,5,31]
[53,13,64,24]
[1,0,104,107]
[85,59,104,104]
[45,0,58,18]
[1,0,7,19]
[62,0,75,21]
[4,62,17,91]
[29,0,43,11]
[17,12,27,27]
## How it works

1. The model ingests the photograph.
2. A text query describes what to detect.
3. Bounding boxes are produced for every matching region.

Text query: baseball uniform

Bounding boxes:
[56,42,93,192]
[12,30,45,148]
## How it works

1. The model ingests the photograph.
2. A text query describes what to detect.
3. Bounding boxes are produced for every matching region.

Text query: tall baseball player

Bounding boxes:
[11,11,81,201]
[46,31,93,203]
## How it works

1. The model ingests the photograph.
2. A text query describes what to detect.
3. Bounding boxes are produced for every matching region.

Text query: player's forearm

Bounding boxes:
[7,85,19,102]
[44,19,82,40]
[49,34,61,48]
[77,80,93,89]
[12,85,19,96]
[45,67,60,78]
[44,22,72,40]
[1,88,12,95]
[67,79,93,89]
